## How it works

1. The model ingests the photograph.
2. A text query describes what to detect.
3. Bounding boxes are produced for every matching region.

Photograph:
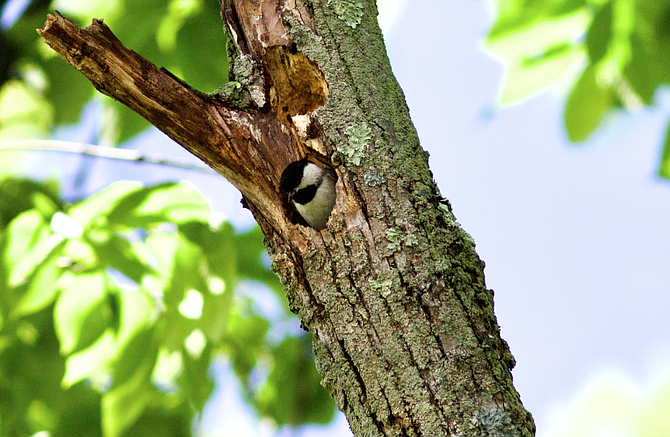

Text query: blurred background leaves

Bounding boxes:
[0,177,336,437]
[484,0,670,178]
[0,0,228,143]
[0,0,336,435]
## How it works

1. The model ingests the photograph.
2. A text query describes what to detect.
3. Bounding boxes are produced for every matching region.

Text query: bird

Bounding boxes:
[280,158,336,230]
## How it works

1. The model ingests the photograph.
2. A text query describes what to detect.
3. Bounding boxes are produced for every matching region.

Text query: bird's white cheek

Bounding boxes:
[294,178,336,230]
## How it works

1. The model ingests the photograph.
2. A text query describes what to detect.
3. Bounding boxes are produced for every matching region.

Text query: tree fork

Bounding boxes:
[38,1,535,436]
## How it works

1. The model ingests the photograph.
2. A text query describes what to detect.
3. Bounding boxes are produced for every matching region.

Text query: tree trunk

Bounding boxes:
[38,1,535,435]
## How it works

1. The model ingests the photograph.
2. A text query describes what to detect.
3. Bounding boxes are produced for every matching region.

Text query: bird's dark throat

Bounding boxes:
[292,185,318,205]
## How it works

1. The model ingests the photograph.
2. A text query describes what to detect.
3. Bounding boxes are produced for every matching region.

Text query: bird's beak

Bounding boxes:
[287,191,294,203]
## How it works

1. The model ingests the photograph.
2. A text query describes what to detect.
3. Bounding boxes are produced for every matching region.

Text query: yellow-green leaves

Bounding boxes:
[546,372,670,437]
[255,337,336,425]
[485,7,590,105]
[5,209,64,288]
[486,0,670,178]
[585,0,613,64]
[107,182,210,227]
[0,0,227,143]
[0,80,53,140]
[0,178,334,437]
[659,119,670,179]
[102,336,158,437]
[68,181,142,227]
[564,65,618,141]
[12,254,60,317]
[54,272,108,355]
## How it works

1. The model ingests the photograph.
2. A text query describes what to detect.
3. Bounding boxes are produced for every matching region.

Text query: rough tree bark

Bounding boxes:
[38,1,535,436]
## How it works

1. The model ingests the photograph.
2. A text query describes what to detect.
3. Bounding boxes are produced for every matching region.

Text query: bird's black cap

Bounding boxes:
[280,158,309,193]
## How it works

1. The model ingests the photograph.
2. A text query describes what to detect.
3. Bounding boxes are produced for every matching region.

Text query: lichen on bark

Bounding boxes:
[38,1,536,435]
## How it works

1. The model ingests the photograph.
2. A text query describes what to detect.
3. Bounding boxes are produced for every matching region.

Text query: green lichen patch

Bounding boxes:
[468,408,518,437]
[210,81,253,109]
[386,228,419,251]
[368,277,395,298]
[230,54,266,107]
[339,123,372,166]
[363,166,385,186]
[327,0,364,28]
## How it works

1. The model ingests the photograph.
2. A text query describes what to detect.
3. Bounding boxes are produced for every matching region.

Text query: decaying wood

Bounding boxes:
[39,2,536,436]
[38,10,300,234]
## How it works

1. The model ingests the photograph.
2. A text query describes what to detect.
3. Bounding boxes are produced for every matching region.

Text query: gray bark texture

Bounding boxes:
[39,1,536,435]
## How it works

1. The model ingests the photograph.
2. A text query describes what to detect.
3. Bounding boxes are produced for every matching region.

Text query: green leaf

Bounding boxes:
[68,181,142,229]
[62,330,116,388]
[156,0,202,53]
[256,336,335,425]
[4,209,64,287]
[31,191,61,220]
[151,348,183,390]
[564,65,617,141]
[54,272,109,355]
[623,35,660,105]
[487,7,590,62]
[658,119,670,180]
[155,234,211,351]
[165,233,207,307]
[485,7,590,103]
[634,0,670,85]
[224,310,269,382]
[179,221,237,282]
[0,178,61,229]
[43,55,93,125]
[180,343,214,411]
[102,349,157,437]
[89,232,151,283]
[92,0,172,144]
[234,226,284,296]
[107,182,211,227]
[199,281,233,343]
[120,407,192,437]
[112,327,158,387]
[0,80,53,140]
[108,0,171,55]
[115,286,155,347]
[142,231,180,296]
[170,0,229,92]
[586,1,613,63]
[61,237,97,270]
[4,209,47,259]
[51,0,123,25]
[13,253,62,317]
[179,222,236,340]
[487,0,588,36]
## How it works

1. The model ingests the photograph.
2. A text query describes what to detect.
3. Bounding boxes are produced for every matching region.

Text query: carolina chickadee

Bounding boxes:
[280,159,336,230]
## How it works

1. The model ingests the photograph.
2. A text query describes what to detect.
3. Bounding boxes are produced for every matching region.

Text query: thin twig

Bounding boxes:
[0,140,218,174]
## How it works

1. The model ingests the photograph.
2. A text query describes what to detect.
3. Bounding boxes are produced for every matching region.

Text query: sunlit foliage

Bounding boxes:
[485,0,670,177]
[0,178,335,437]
